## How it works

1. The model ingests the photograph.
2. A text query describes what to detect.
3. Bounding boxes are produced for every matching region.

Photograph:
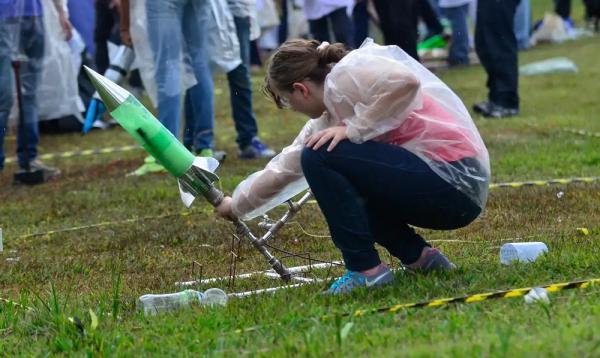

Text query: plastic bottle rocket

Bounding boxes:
[84,65,222,207]
[83,45,135,134]
[84,66,292,280]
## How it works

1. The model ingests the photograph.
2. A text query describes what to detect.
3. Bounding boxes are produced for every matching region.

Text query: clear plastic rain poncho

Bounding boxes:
[232,38,490,220]
[0,0,83,123]
[38,0,84,121]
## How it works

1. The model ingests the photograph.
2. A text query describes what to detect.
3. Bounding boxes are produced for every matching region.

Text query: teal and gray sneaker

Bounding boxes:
[326,264,394,295]
[406,248,457,273]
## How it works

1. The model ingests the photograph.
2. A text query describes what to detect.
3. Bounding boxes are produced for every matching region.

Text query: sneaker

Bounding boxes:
[128,156,166,176]
[27,159,61,179]
[197,148,227,163]
[483,103,519,119]
[407,248,457,273]
[473,101,492,114]
[239,138,276,159]
[325,264,394,295]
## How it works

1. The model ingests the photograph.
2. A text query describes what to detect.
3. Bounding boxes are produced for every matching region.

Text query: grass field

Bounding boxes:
[1,1,600,356]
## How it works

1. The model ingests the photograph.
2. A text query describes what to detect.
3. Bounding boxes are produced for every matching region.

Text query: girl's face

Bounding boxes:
[277,80,327,118]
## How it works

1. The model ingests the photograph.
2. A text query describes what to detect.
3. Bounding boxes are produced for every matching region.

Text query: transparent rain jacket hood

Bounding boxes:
[232,38,490,220]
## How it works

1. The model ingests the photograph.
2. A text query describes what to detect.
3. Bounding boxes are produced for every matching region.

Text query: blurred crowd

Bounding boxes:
[0,0,596,184]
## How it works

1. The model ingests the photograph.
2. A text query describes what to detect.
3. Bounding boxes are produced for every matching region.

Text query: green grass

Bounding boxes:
[1,1,600,355]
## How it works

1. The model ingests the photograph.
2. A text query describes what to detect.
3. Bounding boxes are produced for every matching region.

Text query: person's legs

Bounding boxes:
[419,0,444,37]
[475,0,520,110]
[0,73,11,170]
[94,0,116,74]
[182,0,215,151]
[353,0,369,48]
[16,16,44,169]
[308,15,331,42]
[0,21,15,171]
[373,0,420,60]
[443,4,470,65]
[227,16,258,149]
[146,0,184,137]
[301,140,481,271]
[278,0,288,44]
[514,0,531,50]
[328,7,353,46]
[555,0,571,19]
[366,206,429,265]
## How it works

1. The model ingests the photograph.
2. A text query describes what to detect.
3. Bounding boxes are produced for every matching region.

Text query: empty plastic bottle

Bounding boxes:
[138,288,227,316]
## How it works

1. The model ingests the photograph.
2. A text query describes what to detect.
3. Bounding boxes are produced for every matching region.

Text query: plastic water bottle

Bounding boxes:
[524,287,550,304]
[500,242,548,265]
[138,288,227,316]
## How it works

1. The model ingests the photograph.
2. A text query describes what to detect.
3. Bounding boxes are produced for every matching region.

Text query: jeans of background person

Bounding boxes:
[278,0,288,44]
[0,17,44,171]
[475,0,520,109]
[300,140,482,271]
[94,0,119,74]
[428,0,442,18]
[308,7,353,46]
[555,0,571,19]
[183,16,259,151]
[442,3,470,65]
[373,0,419,60]
[250,39,261,66]
[146,0,213,140]
[227,16,259,149]
[353,0,369,48]
[514,0,531,50]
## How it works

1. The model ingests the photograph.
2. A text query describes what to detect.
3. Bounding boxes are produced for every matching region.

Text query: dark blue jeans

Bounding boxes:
[0,16,44,170]
[442,4,470,65]
[353,0,369,48]
[308,7,353,46]
[475,0,520,109]
[184,16,258,151]
[301,140,481,271]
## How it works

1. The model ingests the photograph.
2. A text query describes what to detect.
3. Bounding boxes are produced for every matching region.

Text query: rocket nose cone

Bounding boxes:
[84,65,130,112]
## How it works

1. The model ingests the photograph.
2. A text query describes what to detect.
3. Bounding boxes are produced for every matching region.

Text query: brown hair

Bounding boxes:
[264,39,349,108]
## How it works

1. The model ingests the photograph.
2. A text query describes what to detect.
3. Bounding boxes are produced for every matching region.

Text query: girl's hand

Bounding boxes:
[305,126,348,152]
[120,28,133,47]
[215,196,236,221]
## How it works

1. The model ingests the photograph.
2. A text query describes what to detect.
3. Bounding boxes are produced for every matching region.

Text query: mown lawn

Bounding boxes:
[1,1,599,356]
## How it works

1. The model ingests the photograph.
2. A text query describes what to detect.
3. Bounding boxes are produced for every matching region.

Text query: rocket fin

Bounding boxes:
[177,156,221,207]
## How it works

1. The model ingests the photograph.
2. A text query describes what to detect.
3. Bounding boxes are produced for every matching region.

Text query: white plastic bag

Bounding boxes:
[519,57,578,76]
[207,0,242,73]
[37,0,83,121]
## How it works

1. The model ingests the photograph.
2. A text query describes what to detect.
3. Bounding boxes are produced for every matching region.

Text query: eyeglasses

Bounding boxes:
[278,94,291,109]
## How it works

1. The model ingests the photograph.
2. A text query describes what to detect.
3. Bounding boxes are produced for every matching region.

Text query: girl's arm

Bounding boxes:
[231,117,326,220]
[325,54,422,143]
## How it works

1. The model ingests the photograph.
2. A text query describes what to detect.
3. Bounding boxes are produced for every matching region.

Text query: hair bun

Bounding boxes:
[317,42,348,66]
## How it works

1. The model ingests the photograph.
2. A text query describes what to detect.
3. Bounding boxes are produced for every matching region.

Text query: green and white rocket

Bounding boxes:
[84,66,292,281]
[84,66,223,208]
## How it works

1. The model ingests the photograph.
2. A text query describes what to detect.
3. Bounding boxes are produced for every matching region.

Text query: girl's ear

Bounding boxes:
[292,82,310,97]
